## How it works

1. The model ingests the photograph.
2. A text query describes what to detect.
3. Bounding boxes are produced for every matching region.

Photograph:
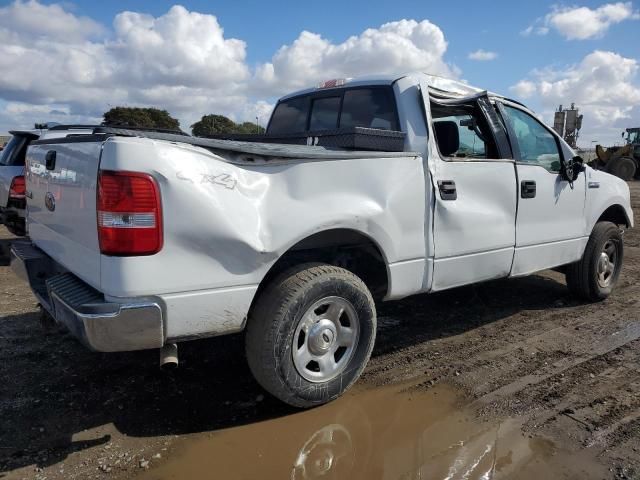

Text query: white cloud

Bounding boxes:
[254,19,455,94]
[520,25,549,36]
[547,2,639,39]
[0,0,105,43]
[510,51,640,145]
[523,2,639,40]
[510,80,537,98]
[0,2,257,132]
[111,6,249,89]
[468,49,497,61]
[0,2,456,134]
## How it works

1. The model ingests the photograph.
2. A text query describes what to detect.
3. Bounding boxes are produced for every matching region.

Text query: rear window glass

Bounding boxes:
[267,87,399,134]
[268,96,310,134]
[0,136,27,166]
[340,89,398,130]
[309,97,340,130]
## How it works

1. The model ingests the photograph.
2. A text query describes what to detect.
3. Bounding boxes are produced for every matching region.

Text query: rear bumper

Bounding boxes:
[11,241,164,352]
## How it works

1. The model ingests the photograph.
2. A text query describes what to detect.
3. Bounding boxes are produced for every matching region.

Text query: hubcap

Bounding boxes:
[597,239,618,288]
[292,296,360,383]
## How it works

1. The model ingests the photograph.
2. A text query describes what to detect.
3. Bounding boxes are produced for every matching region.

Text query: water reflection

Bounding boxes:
[140,383,604,480]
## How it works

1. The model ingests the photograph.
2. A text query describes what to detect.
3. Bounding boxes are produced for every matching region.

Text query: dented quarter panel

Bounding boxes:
[97,137,426,338]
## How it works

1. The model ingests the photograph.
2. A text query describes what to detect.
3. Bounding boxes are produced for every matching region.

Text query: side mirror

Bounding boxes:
[560,155,584,186]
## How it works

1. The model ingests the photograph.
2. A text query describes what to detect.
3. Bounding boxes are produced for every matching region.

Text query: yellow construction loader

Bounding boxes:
[591,128,640,180]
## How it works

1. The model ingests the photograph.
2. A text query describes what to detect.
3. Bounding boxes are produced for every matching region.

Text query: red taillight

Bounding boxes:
[9,176,25,199]
[97,171,162,256]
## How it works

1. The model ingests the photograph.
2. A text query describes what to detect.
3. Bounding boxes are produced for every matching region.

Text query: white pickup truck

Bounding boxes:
[0,126,95,235]
[12,73,633,407]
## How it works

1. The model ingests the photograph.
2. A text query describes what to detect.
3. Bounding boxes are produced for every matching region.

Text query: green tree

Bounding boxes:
[191,115,265,137]
[238,121,265,134]
[102,107,180,131]
[191,114,236,136]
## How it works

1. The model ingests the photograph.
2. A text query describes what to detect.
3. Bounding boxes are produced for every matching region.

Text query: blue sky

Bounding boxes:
[0,0,638,145]
[53,0,640,93]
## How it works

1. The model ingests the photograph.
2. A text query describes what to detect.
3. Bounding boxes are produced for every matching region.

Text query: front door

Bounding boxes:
[428,95,517,291]
[499,103,587,276]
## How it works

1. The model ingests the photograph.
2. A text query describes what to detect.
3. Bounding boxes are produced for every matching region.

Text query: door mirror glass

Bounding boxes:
[560,155,584,183]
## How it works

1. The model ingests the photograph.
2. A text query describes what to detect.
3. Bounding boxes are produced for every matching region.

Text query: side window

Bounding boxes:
[340,88,398,130]
[267,96,310,134]
[503,106,561,172]
[309,96,341,130]
[430,102,501,159]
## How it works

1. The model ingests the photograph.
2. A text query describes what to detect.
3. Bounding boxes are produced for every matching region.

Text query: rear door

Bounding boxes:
[498,103,587,276]
[27,138,103,288]
[427,94,517,291]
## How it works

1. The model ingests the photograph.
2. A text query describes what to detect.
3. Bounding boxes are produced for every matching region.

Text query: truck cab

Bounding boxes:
[267,73,632,291]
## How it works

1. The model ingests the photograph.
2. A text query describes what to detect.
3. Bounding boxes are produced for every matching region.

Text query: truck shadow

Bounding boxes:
[0,272,577,474]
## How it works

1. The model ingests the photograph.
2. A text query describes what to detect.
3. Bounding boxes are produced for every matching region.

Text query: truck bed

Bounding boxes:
[77,127,415,161]
[25,128,426,345]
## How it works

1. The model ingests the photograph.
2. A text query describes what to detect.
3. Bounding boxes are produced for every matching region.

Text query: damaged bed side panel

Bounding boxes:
[98,137,427,339]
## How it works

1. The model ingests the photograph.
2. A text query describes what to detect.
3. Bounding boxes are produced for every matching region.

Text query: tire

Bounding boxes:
[245,263,376,408]
[609,156,636,181]
[566,221,623,301]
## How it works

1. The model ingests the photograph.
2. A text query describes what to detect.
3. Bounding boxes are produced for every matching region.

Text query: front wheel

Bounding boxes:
[245,264,376,408]
[566,221,623,301]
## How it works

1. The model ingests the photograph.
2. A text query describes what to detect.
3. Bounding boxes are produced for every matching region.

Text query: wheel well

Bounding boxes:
[597,204,630,228]
[255,229,389,301]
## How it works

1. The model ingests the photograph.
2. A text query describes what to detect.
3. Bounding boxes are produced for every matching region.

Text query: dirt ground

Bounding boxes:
[1,182,640,480]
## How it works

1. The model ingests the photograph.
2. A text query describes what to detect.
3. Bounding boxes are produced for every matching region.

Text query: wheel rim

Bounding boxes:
[597,239,618,288]
[292,296,360,383]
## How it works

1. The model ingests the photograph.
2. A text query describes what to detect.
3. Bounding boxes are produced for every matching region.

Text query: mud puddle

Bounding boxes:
[138,382,607,480]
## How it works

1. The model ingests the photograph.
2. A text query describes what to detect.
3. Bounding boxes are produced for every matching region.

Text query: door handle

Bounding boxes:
[437,180,457,200]
[521,180,536,199]
[45,150,56,171]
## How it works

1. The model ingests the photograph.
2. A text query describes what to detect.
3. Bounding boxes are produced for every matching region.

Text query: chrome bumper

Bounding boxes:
[11,241,164,352]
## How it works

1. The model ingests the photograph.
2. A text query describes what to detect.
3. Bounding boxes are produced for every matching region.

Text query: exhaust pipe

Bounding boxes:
[160,343,178,370]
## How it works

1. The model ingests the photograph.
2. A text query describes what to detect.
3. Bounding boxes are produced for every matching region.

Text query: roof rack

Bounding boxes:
[47,124,102,131]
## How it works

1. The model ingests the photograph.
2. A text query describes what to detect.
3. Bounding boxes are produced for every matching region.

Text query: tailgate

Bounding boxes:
[26,140,103,289]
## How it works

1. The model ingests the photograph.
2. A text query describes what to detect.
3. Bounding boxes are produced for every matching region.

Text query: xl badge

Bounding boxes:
[44,192,56,212]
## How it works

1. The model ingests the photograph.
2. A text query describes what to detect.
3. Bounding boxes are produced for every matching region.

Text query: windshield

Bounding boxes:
[628,130,640,144]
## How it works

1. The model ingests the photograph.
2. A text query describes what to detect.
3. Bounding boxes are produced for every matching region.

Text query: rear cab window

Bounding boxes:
[267,86,399,134]
[0,135,29,166]
[309,97,341,130]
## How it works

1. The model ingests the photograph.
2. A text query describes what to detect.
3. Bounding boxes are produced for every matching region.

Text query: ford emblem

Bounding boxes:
[45,192,56,212]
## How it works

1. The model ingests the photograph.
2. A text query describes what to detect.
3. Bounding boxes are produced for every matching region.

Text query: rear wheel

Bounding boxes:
[245,264,376,408]
[566,221,623,301]
[608,156,636,181]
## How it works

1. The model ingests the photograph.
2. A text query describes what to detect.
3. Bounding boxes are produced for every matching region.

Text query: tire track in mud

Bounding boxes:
[470,322,640,407]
